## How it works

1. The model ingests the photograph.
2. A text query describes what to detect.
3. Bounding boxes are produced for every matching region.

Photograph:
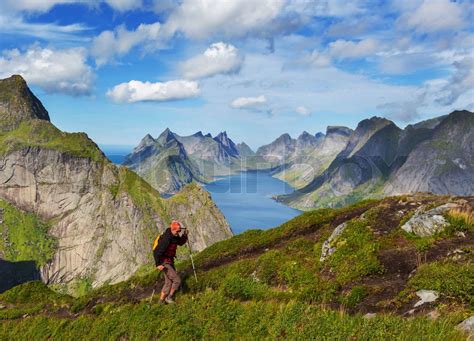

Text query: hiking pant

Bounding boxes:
[161,263,181,295]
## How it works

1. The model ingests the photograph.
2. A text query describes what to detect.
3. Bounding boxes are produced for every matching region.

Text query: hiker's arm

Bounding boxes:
[177,230,188,245]
[154,233,171,266]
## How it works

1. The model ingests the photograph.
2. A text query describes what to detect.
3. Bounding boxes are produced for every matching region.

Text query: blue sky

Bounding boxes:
[0,0,473,149]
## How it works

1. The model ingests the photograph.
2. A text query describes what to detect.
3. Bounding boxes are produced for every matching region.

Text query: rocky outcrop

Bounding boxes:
[320,222,347,262]
[401,203,458,237]
[414,290,439,307]
[456,316,474,338]
[0,75,50,131]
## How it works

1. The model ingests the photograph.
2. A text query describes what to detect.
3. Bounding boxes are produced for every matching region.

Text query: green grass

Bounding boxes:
[0,120,106,162]
[0,199,57,267]
[0,281,70,306]
[0,291,467,340]
[325,218,383,283]
[406,260,474,307]
[189,199,375,269]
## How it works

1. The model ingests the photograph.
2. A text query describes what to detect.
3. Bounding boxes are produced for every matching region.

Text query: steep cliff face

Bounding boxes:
[385,110,474,196]
[0,75,232,291]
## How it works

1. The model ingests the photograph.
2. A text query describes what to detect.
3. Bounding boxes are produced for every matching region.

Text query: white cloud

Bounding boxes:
[231,95,267,109]
[295,106,311,116]
[436,57,474,106]
[180,42,243,79]
[106,80,200,103]
[91,23,161,65]
[0,45,94,96]
[104,0,142,11]
[329,38,378,59]
[163,0,285,39]
[400,0,467,33]
[0,14,91,42]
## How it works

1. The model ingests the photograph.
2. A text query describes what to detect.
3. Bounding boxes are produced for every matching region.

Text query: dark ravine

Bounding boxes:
[0,75,233,294]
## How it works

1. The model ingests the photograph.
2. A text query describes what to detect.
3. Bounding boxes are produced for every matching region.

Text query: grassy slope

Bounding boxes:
[0,199,56,267]
[0,194,472,339]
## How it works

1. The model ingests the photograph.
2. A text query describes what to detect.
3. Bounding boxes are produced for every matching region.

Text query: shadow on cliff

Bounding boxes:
[0,259,40,293]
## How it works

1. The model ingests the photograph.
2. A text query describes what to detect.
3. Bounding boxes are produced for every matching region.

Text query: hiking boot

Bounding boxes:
[157,299,165,305]
[165,296,175,304]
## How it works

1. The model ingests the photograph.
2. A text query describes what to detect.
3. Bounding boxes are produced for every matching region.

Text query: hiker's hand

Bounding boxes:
[183,228,188,236]
[157,265,165,271]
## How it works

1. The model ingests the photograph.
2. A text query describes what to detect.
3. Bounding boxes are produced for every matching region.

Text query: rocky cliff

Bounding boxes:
[0,75,232,293]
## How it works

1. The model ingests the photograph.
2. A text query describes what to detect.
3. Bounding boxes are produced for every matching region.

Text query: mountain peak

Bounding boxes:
[157,128,177,145]
[326,126,353,137]
[192,131,204,137]
[0,74,50,131]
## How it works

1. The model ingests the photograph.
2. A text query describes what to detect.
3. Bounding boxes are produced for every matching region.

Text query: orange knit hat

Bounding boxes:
[170,220,180,229]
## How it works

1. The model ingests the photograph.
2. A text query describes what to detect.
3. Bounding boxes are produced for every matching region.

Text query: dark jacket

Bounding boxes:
[153,228,188,266]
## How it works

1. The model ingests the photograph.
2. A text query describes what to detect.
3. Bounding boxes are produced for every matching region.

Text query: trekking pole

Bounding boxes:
[187,238,198,283]
[182,224,198,283]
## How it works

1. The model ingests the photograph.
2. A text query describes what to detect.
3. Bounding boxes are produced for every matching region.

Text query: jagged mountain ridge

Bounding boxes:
[0,75,232,293]
[278,110,474,209]
[124,128,247,194]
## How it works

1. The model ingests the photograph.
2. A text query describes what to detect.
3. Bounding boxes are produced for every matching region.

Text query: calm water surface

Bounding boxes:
[205,171,301,234]
[103,147,301,234]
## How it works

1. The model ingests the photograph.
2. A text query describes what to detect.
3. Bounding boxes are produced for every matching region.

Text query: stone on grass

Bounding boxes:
[414,290,439,308]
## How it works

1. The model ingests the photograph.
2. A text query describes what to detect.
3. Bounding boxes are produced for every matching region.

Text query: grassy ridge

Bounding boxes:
[0,120,105,162]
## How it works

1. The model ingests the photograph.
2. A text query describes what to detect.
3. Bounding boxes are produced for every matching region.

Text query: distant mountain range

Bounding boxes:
[125,110,474,210]
[277,111,474,209]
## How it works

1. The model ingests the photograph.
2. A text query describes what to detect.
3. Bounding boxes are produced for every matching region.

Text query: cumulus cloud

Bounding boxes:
[163,0,285,39]
[0,45,94,96]
[230,95,267,109]
[91,23,161,65]
[106,80,200,103]
[400,0,467,33]
[180,42,243,79]
[329,38,378,60]
[295,106,311,116]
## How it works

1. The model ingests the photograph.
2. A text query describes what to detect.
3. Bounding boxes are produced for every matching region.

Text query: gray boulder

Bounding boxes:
[456,316,474,338]
[401,203,458,237]
[320,222,347,262]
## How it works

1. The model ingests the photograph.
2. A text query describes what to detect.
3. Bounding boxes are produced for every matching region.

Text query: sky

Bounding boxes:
[0,0,473,150]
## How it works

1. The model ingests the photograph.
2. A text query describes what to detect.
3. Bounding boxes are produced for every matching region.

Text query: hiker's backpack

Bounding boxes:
[152,234,161,252]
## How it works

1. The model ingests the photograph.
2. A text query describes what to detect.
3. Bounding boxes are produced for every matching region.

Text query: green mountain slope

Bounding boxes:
[1,194,472,339]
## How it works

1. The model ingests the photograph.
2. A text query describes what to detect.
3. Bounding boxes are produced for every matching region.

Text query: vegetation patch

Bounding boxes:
[0,199,57,267]
[326,219,383,284]
[405,260,474,307]
[0,120,106,162]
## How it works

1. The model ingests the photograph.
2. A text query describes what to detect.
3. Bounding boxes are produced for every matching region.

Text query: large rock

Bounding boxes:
[320,222,347,262]
[414,290,439,307]
[456,316,474,338]
[401,203,458,237]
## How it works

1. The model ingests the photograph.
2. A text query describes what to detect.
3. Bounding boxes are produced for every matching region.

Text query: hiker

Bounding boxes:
[153,220,188,304]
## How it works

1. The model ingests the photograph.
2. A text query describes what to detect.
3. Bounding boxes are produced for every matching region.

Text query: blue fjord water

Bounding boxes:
[102,149,301,234]
[205,171,301,234]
